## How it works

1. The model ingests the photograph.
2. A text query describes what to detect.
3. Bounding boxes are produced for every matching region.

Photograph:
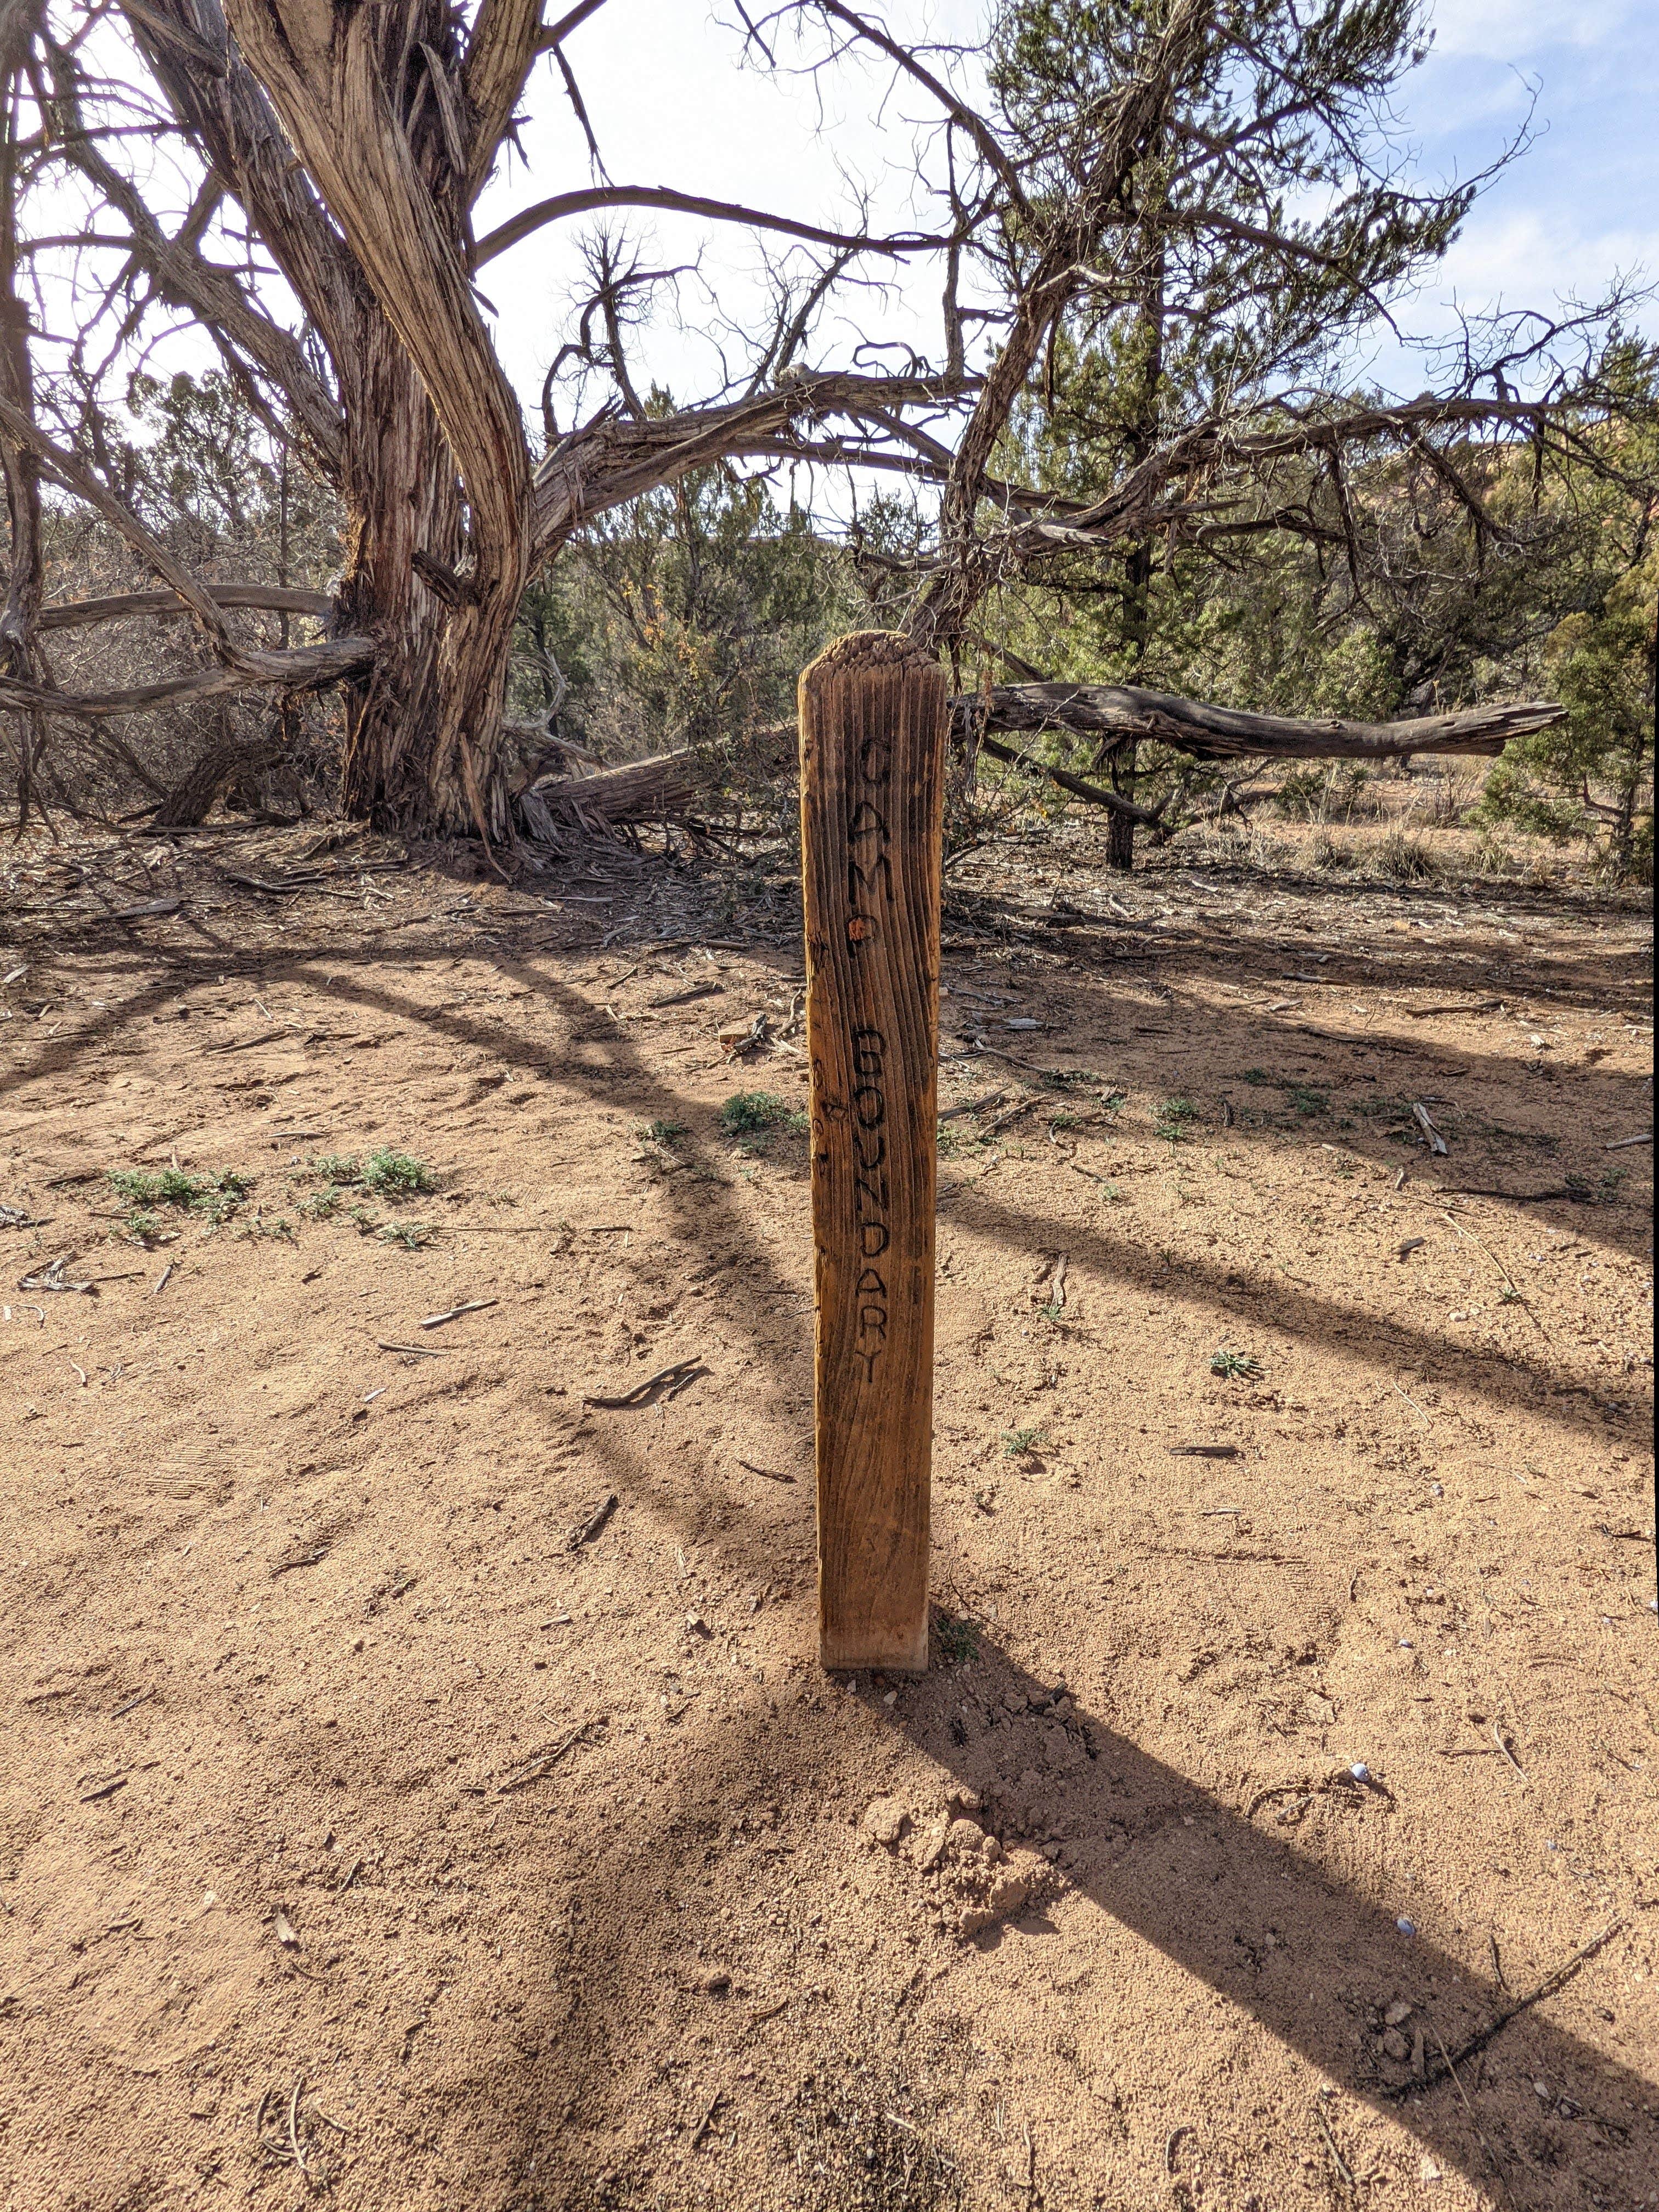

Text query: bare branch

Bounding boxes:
[473,183,945,271]
[0,634,373,718]
[37,583,332,631]
[804,0,1029,216]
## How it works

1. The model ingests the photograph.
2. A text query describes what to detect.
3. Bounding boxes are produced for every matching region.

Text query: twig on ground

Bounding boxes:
[1313,2101,1356,2190]
[583,1359,706,1408]
[1392,1380,1432,1427]
[689,2086,726,2150]
[567,1492,619,1548]
[419,1299,498,1328]
[496,1717,607,1793]
[1383,1922,1627,2098]
[1492,1721,1528,1782]
[738,1459,797,1483]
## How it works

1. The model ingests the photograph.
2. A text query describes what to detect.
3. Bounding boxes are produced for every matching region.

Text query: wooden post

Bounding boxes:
[799,631,947,1673]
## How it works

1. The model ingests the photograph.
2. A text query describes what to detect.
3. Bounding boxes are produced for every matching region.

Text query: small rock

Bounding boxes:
[1041,1843,1062,1863]
[701,1970,731,1996]
[863,1796,910,1847]
[1384,1999,1414,2027]
[685,1612,713,1639]
[1381,2028,1411,2062]
[1396,1916,1418,1938]
[1533,2079,1551,2101]
[947,1787,983,1815]
[946,1817,985,1854]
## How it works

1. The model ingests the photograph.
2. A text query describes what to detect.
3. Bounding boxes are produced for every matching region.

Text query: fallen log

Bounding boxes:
[980,683,1564,761]
[520,748,702,830]
[510,684,1561,834]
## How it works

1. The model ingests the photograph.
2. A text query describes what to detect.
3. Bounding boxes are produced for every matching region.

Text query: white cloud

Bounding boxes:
[1426,0,1639,60]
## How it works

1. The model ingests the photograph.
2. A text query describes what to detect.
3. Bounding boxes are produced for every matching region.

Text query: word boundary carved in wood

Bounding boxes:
[799,631,946,1673]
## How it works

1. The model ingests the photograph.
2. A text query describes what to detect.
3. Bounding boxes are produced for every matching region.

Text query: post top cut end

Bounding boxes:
[802,629,939,681]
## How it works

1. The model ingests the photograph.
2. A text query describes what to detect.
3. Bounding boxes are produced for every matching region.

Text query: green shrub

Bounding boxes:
[359,1148,433,1195]
[720,1092,806,1137]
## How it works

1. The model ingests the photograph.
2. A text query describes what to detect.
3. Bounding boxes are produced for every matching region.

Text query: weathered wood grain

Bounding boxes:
[799,631,946,1673]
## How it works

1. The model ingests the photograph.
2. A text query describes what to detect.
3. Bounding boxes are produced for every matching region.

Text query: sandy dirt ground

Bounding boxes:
[0,818,1654,2212]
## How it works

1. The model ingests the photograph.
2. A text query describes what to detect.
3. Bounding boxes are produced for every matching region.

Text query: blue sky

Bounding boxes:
[477,0,1658,417]
[1380,0,1658,371]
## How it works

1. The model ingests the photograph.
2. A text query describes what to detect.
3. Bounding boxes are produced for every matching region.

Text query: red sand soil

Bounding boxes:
[1,821,1654,2212]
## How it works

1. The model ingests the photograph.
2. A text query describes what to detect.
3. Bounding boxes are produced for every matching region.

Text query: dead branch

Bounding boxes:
[37,583,332,632]
[979,732,1167,827]
[980,682,1565,761]
[0,634,374,718]
[473,184,945,271]
[520,748,702,830]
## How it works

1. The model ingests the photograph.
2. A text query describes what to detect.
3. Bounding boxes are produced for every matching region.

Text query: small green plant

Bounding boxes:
[934,1613,980,1666]
[312,1153,360,1184]
[1286,1085,1329,1117]
[241,1215,297,1243]
[1240,1069,1271,1086]
[297,1188,341,1221]
[936,1121,965,1156]
[359,1148,433,1195]
[1499,1285,1523,1304]
[720,1091,806,1137]
[122,1209,163,1244]
[1155,1098,1200,1144]
[108,1165,251,1228]
[1001,1424,1046,1457]
[643,1119,687,1143]
[347,1203,379,1234]
[1566,1167,1627,1205]
[378,1218,434,1249]
[1211,1347,1265,1381]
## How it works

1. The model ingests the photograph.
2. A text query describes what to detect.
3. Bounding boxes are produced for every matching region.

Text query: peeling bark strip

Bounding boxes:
[800,633,946,1674]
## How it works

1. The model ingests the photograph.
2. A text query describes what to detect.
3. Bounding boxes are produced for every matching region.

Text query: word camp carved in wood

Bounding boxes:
[799,631,946,1673]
